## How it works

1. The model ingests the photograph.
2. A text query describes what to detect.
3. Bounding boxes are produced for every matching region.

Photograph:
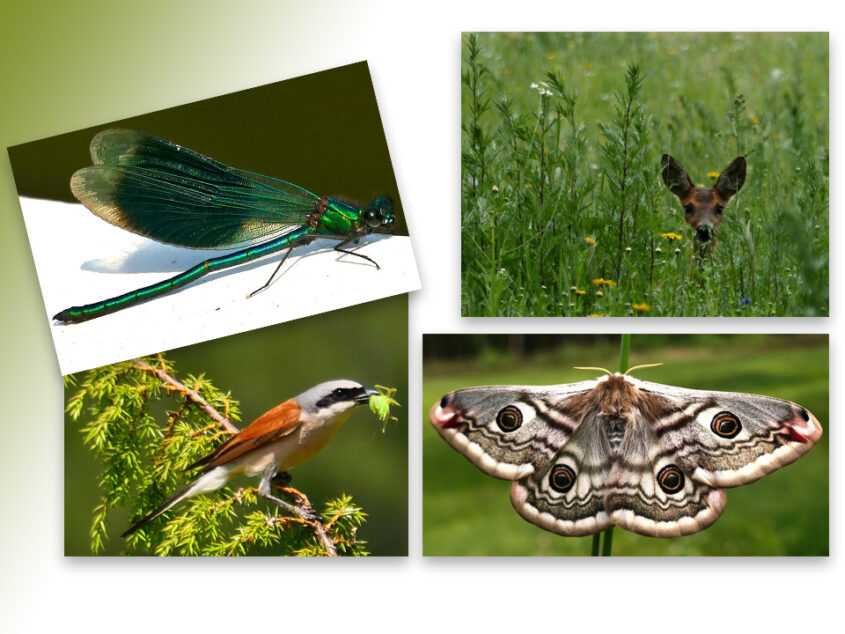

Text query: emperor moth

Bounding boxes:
[429,371,822,538]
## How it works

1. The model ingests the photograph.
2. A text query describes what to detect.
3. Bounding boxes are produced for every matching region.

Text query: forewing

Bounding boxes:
[71,129,320,249]
[190,400,302,471]
[634,378,823,488]
[429,381,597,481]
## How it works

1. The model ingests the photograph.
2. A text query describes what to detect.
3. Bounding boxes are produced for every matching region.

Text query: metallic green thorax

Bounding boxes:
[318,198,363,235]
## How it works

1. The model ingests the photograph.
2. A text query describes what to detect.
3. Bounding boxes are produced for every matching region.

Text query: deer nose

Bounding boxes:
[696,226,713,242]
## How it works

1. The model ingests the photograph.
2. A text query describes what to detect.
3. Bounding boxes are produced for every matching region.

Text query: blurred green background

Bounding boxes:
[8,60,407,235]
[65,293,408,556]
[423,334,828,556]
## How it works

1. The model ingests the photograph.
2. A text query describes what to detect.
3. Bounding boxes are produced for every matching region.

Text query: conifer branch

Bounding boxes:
[131,357,240,434]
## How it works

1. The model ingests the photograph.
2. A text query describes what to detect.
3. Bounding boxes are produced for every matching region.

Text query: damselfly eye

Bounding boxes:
[496,405,522,432]
[549,465,576,493]
[657,465,685,493]
[364,196,394,228]
[711,411,741,438]
[362,208,382,228]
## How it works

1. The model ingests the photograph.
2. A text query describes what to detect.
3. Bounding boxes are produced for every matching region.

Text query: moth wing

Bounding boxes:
[634,378,823,488]
[429,380,597,480]
[603,410,726,538]
[510,408,615,536]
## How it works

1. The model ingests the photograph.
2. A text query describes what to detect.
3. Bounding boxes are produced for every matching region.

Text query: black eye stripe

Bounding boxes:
[315,387,366,408]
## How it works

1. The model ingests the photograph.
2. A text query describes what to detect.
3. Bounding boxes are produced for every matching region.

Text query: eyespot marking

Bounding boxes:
[496,405,522,432]
[711,411,741,438]
[657,465,685,493]
[549,465,576,493]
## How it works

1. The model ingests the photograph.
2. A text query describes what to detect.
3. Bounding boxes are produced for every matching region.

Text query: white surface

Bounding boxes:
[22,196,420,374]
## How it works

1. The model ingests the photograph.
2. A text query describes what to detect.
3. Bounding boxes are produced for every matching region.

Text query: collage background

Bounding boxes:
[0,1,837,633]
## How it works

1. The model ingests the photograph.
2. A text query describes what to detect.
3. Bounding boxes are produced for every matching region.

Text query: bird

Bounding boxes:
[122,379,378,537]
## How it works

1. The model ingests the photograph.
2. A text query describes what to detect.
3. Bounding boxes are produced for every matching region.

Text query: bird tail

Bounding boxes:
[121,482,198,538]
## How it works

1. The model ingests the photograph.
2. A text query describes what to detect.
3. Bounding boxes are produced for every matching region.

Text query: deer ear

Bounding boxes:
[661,154,694,200]
[714,156,746,199]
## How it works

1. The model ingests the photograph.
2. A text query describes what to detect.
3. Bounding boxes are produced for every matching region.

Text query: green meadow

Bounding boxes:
[423,335,828,556]
[461,33,828,316]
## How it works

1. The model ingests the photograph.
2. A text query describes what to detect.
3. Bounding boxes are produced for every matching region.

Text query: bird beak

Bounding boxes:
[356,387,379,404]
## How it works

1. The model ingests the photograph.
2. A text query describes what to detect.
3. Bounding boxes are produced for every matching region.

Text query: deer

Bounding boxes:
[661,154,746,256]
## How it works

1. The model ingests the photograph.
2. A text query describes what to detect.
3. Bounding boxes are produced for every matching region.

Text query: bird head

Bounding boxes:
[298,379,378,421]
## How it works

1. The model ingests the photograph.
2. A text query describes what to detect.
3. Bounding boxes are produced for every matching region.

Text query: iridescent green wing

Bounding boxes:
[70,129,320,249]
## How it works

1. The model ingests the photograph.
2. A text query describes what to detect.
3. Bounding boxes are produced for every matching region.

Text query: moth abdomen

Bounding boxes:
[601,417,627,454]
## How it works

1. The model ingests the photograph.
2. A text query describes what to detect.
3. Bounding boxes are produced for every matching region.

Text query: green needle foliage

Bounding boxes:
[65,356,369,556]
[461,33,829,317]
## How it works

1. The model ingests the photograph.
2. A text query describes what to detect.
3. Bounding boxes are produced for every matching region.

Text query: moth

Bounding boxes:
[429,371,822,538]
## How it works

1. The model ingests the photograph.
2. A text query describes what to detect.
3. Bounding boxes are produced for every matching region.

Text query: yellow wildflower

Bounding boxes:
[525,183,532,189]
[591,278,616,287]
[588,313,604,317]
[632,302,650,312]
[660,232,683,241]
[574,289,586,296]
[595,291,603,297]
[706,171,720,179]
[585,237,597,246]
[491,184,499,192]
[751,117,759,125]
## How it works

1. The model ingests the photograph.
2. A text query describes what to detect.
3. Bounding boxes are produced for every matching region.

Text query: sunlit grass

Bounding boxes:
[461,33,828,316]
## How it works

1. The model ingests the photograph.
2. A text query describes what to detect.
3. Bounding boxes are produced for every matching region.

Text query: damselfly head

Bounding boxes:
[363,195,394,229]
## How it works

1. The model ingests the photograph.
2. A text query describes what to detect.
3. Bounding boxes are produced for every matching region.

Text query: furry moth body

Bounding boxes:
[429,372,822,538]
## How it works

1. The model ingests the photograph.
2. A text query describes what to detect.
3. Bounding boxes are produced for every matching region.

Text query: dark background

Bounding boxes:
[9,61,407,234]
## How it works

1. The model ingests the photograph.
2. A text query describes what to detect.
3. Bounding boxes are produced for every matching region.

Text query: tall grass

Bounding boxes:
[461,33,829,316]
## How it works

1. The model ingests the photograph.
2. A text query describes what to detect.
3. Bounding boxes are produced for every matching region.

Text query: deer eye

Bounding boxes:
[683,204,694,215]
[715,205,724,215]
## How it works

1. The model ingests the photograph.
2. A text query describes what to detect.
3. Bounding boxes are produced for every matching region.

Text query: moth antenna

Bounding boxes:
[573,366,612,375]
[624,363,664,375]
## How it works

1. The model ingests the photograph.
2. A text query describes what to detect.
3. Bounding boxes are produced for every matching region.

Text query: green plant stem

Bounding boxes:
[592,334,630,556]
[619,334,631,375]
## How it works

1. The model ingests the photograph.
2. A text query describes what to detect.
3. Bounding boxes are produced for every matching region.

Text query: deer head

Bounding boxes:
[661,154,746,246]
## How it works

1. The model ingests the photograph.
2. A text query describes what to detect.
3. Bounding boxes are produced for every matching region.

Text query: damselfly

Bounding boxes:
[53,130,395,323]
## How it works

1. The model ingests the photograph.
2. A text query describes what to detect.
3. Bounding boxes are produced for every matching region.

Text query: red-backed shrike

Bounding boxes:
[123,379,377,537]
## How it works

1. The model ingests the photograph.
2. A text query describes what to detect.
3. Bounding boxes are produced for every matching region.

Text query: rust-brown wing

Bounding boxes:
[188,399,302,472]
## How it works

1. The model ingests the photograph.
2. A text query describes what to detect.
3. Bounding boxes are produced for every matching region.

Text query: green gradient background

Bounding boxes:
[0,1,408,567]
